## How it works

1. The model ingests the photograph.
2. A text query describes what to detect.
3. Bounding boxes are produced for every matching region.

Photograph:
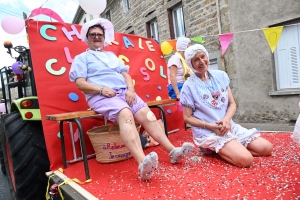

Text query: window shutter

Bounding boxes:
[154,22,159,40]
[275,28,290,90]
[290,46,300,88]
[275,25,300,89]
[123,0,128,12]
[172,7,185,38]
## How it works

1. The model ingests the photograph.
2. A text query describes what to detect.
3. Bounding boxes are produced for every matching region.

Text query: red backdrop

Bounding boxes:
[27,20,184,170]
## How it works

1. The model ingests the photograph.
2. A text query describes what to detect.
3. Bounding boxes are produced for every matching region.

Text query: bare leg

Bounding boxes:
[134,107,175,152]
[218,140,254,167]
[117,108,145,164]
[134,107,194,164]
[247,137,273,156]
[117,108,158,180]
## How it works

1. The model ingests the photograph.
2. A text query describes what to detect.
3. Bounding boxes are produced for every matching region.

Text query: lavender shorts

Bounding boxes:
[88,88,147,123]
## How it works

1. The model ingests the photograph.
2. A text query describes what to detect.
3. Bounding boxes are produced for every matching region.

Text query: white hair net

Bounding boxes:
[184,44,209,71]
[80,18,114,47]
[176,37,191,51]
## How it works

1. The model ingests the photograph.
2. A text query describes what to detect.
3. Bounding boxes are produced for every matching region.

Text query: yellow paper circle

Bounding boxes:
[156,96,162,101]
[161,41,173,55]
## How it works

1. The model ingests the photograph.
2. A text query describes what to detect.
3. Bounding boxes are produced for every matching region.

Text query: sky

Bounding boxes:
[0,0,79,67]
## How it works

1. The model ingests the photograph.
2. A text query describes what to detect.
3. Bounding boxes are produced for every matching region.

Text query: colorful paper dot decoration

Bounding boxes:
[57,132,61,138]
[158,86,162,90]
[146,94,150,99]
[69,92,79,102]
[156,96,162,101]
[167,109,171,114]
[299,101,300,107]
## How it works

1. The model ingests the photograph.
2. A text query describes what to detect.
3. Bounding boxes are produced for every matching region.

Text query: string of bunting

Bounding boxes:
[160,23,300,55]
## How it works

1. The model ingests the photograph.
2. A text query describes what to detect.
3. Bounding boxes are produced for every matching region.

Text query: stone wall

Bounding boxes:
[104,0,226,52]
[101,0,300,123]
[228,0,300,123]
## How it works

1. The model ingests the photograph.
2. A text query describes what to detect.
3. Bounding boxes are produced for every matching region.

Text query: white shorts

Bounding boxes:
[193,124,260,153]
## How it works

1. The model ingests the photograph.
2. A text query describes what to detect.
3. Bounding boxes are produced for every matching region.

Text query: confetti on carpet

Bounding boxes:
[63,131,300,199]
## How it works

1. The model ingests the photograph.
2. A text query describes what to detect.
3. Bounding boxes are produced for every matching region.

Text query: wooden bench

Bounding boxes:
[45,99,178,180]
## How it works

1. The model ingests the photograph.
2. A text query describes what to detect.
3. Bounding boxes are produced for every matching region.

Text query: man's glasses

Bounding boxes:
[88,33,104,38]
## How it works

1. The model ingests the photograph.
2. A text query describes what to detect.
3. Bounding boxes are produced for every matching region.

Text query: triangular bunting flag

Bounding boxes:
[219,33,234,55]
[191,36,205,44]
[262,26,283,53]
[167,40,177,51]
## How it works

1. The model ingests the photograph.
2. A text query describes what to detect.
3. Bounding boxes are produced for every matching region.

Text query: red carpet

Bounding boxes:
[63,130,300,199]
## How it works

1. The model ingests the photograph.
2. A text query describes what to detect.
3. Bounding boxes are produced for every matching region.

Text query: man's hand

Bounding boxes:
[102,87,116,98]
[126,89,136,106]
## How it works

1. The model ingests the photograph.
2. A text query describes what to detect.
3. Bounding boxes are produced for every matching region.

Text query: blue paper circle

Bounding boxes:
[167,109,171,114]
[57,132,61,138]
[69,92,79,102]
[146,94,150,99]
[158,86,162,90]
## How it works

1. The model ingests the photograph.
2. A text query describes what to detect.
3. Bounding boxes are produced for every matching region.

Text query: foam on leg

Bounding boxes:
[169,142,195,164]
[138,152,158,180]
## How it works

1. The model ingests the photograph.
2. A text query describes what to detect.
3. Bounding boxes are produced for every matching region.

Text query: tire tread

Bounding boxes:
[1,112,50,200]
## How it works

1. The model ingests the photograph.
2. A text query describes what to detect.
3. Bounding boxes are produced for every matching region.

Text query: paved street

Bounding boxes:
[0,169,11,200]
[239,122,295,132]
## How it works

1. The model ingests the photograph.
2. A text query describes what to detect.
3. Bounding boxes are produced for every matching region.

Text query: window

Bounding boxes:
[123,0,130,13]
[172,7,185,37]
[209,59,218,70]
[150,21,159,41]
[274,24,300,90]
[168,4,185,39]
[209,51,222,70]
[146,20,159,41]
[105,10,111,21]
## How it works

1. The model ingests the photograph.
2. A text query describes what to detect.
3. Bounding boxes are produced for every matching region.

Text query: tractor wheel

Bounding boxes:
[0,136,6,175]
[1,112,50,200]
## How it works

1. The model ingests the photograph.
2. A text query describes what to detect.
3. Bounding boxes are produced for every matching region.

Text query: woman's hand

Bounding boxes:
[209,123,223,135]
[215,119,231,136]
[176,93,180,100]
[126,89,136,106]
[102,87,116,98]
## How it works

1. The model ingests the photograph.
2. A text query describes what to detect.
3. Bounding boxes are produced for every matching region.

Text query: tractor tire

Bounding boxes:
[1,112,50,200]
[0,135,6,175]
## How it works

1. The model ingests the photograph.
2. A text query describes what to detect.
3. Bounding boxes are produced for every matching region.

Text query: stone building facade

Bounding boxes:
[73,0,300,123]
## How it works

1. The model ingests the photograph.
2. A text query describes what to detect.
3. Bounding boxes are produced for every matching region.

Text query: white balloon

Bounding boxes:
[79,0,107,15]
